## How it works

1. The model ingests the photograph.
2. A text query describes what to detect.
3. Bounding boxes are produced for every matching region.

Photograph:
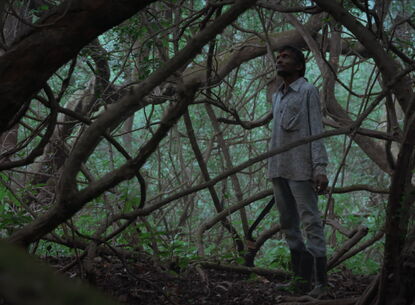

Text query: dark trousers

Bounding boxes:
[272,177,326,258]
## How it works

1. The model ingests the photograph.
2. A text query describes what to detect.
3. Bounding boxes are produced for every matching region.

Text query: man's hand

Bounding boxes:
[313,174,329,194]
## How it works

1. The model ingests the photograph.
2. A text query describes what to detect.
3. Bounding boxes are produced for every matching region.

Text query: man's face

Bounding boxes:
[276,50,303,77]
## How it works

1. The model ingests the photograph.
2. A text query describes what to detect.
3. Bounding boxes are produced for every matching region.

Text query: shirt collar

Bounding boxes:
[278,77,305,93]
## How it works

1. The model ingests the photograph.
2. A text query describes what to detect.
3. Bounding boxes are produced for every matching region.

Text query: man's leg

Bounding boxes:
[287,180,328,298]
[272,178,306,253]
[272,178,311,292]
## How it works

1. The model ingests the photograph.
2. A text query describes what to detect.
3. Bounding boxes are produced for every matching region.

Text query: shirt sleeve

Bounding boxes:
[271,92,277,114]
[307,86,328,177]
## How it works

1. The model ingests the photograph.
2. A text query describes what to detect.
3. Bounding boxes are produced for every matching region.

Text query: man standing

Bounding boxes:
[268,46,329,297]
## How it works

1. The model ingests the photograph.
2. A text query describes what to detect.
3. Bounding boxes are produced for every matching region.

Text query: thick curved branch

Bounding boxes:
[257,1,321,13]
[328,229,384,270]
[0,0,157,133]
[330,184,389,194]
[328,225,369,270]
[200,261,288,278]
[244,223,281,267]
[218,110,272,129]
[183,14,323,87]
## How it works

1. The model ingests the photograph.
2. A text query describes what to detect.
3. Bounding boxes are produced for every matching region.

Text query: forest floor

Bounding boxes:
[48,255,372,305]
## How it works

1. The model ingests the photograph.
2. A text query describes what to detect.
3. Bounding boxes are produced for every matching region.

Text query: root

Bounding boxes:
[276,295,358,305]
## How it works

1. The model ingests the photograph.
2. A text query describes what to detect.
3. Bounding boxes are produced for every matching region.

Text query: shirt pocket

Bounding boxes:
[280,99,302,131]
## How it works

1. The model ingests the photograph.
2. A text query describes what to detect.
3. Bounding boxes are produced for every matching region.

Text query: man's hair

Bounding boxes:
[278,45,306,76]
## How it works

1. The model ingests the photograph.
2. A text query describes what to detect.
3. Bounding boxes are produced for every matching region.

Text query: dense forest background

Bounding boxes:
[0,0,414,304]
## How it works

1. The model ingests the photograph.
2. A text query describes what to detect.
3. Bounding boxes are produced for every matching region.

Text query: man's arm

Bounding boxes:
[308,87,329,193]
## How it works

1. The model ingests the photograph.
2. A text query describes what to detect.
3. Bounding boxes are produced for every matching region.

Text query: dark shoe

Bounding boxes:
[274,249,302,293]
[275,250,313,294]
[308,256,328,298]
[290,249,302,276]
[308,284,328,299]
[274,277,305,294]
[297,250,313,293]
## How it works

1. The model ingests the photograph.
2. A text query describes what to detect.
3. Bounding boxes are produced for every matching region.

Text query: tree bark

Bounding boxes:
[0,0,157,133]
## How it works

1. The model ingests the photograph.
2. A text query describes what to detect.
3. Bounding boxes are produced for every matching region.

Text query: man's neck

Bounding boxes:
[283,75,301,87]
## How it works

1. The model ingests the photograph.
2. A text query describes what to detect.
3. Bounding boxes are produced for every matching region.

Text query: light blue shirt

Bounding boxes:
[268,77,328,180]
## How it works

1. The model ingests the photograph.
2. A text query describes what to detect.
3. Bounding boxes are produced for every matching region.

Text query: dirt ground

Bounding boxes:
[49,256,372,305]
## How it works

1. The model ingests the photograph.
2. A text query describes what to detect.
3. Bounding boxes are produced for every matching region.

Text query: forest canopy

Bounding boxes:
[0,0,414,304]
